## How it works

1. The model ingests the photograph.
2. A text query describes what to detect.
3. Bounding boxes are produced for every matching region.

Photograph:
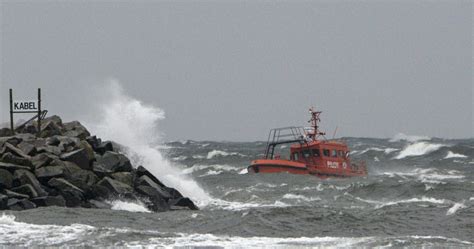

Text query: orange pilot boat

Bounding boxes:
[248,108,367,177]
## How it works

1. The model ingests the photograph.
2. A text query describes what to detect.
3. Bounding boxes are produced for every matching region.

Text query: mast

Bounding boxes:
[307,107,325,141]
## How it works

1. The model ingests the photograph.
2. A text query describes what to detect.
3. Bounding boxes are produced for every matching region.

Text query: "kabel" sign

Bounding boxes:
[13,101,38,111]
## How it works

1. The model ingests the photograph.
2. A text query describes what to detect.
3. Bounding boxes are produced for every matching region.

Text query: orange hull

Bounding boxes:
[248,158,367,178]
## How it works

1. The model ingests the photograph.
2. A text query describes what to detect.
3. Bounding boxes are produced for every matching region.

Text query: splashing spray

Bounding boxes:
[85,79,211,206]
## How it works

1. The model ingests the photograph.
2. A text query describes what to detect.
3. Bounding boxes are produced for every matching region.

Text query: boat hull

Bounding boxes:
[248,159,367,177]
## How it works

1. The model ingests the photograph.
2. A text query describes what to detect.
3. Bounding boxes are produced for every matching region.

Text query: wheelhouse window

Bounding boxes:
[332,150,338,157]
[292,152,299,161]
[338,150,345,158]
[302,150,311,158]
[323,149,330,157]
[312,149,320,157]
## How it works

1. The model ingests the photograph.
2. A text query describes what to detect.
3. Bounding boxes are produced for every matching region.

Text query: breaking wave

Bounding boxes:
[83,79,211,206]
[206,150,244,159]
[106,200,151,213]
[444,151,468,159]
[394,142,445,159]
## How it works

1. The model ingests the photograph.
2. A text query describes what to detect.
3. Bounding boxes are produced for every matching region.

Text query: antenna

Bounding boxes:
[332,126,338,139]
[307,107,325,141]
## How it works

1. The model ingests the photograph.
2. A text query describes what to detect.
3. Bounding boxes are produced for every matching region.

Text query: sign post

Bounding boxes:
[9,88,43,136]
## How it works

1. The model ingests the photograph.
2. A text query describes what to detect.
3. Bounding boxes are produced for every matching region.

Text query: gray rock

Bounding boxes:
[164,187,183,200]
[135,185,169,212]
[3,189,29,199]
[0,161,31,172]
[136,166,165,187]
[79,140,95,162]
[18,199,37,209]
[88,199,112,209]
[0,169,13,188]
[11,184,38,198]
[7,198,22,210]
[31,153,57,169]
[31,195,66,207]
[48,178,84,207]
[2,142,31,160]
[60,148,90,170]
[13,169,48,196]
[1,152,33,168]
[0,194,7,209]
[92,162,114,177]
[96,151,132,173]
[35,166,65,182]
[63,121,90,140]
[17,141,37,156]
[95,141,114,155]
[168,197,199,210]
[111,172,133,186]
[36,146,62,156]
[136,175,171,200]
[39,120,63,138]
[64,169,98,192]
[0,128,13,137]
[97,177,133,196]
[56,136,81,152]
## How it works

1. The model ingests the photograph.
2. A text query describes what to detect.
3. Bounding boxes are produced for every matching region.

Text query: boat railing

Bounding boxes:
[264,126,306,159]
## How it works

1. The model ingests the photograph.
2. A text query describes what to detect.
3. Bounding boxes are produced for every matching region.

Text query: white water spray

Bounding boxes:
[84,80,211,206]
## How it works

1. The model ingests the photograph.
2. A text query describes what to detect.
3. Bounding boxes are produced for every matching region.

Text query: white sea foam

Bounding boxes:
[84,80,211,206]
[444,151,468,159]
[383,168,464,183]
[238,168,248,174]
[0,213,96,246]
[182,164,239,174]
[206,150,244,159]
[390,133,431,142]
[282,194,321,202]
[105,200,151,213]
[355,196,448,209]
[446,202,466,215]
[394,142,445,159]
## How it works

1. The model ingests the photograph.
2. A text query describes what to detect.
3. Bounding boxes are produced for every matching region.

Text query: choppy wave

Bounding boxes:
[206,150,245,159]
[390,133,431,142]
[394,142,445,159]
[105,200,151,213]
[444,151,468,159]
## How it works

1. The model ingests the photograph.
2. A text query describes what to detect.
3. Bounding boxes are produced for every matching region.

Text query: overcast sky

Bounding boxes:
[1,1,472,141]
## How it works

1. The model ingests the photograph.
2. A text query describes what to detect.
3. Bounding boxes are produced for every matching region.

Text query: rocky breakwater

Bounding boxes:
[0,116,198,212]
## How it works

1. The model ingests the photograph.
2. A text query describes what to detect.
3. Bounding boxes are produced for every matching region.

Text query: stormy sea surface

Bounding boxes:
[1,136,473,248]
[1,84,473,248]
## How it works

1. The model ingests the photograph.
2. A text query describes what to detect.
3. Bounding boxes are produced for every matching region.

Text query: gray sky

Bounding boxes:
[1,1,472,141]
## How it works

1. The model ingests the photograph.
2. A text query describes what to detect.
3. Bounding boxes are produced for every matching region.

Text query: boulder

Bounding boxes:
[96,151,132,173]
[0,169,13,188]
[63,121,90,140]
[35,166,65,182]
[89,184,111,200]
[164,187,183,200]
[31,153,57,169]
[3,189,29,199]
[2,142,31,160]
[36,146,62,156]
[79,140,95,162]
[0,128,13,137]
[92,162,114,177]
[31,195,66,207]
[0,161,31,172]
[88,199,112,209]
[136,166,165,187]
[85,136,101,150]
[111,172,133,186]
[7,198,22,210]
[64,169,98,193]
[39,120,63,138]
[56,136,81,152]
[1,152,33,168]
[0,194,7,209]
[168,197,199,210]
[97,177,133,196]
[20,124,38,135]
[60,148,90,170]
[11,184,38,198]
[135,175,171,200]
[48,178,84,207]
[95,141,114,155]
[135,185,169,212]
[13,169,48,196]
[16,141,37,156]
